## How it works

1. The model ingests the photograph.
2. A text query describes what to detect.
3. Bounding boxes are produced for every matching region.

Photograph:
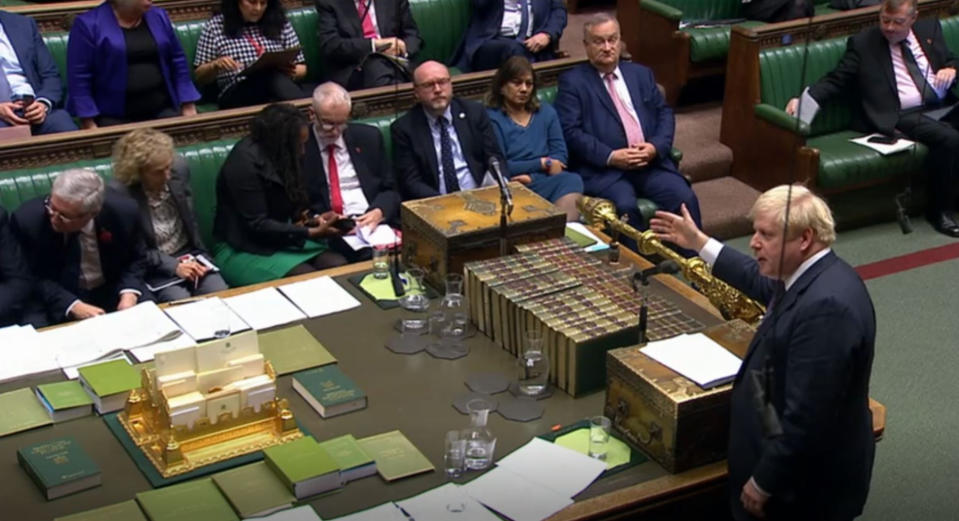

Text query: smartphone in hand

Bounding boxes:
[867,134,898,145]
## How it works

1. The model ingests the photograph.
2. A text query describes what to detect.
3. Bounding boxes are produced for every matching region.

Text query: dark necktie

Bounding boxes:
[437,116,460,193]
[765,281,786,318]
[517,0,530,41]
[900,41,939,106]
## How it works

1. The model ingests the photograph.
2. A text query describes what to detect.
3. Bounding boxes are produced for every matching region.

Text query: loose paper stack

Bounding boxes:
[163,297,251,342]
[639,332,742,389]
[278,276,361,318]
[224,288,307,330]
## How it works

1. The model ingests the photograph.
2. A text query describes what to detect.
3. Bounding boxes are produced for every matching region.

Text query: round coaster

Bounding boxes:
[452,392,499,415]
[393,318,477,338]
[385,333,428,354]
[465,372,510,394]
[497,396,545,422]
[507,381,554,400]
[425,338,470,360]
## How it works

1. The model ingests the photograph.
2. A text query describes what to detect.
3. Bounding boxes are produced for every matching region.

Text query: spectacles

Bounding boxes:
[415,77,451,90]
[879,15,912,26]
[44,196,91,224]
[317,119,347,131]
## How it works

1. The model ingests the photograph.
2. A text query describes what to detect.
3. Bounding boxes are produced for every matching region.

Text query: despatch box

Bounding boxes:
[604,320,754,473]
[401,184,565,290]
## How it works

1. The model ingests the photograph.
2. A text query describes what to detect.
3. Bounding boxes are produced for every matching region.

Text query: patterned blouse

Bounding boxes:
[193,14,305,95]
[147,186,189,255]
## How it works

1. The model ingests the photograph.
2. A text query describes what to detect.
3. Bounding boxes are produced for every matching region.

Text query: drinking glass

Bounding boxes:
[444,430,467,512]
[588,415,611,460]
[517,329,549,395]
[372,247,390,279]
[440,273,468,338]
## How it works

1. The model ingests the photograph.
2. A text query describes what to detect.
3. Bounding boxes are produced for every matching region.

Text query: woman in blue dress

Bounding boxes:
[486,56,583,221]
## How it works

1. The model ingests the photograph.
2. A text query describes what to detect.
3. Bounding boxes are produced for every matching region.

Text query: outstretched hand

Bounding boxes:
[648,204,709,252]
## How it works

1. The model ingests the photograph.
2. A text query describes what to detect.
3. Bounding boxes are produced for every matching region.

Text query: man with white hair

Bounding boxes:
[11,169,150,326]
[303,82,400,260]
[650,185,876,521]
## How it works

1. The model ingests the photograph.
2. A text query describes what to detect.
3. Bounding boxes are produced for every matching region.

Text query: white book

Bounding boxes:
[277,276,361,318]
[223,287,307,330]
[164,297,251,341]
[639,332,743,389]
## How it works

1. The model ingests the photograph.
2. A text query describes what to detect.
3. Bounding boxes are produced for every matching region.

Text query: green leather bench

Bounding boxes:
[40,0,471,112]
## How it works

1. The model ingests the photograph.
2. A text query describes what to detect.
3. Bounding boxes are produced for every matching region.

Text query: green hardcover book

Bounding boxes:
[292,365,366,418]
[136,478,238,521]
[211,461,295,518]
[258,325,337,375]
[35,381,94,422]
[356,430,434,481]
[263,436,342,499]
[17,436,101,500]
[77,359,141,414]
[318,434,376,482]
[0,387,53,437]
[54,499,147,521]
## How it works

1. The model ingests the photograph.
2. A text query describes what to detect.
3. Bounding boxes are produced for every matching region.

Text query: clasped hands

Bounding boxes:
[373,37,407,57]
[0,99,47,126]
[524,33,551,53]
[298,208,384,238]
[610,142,657,170]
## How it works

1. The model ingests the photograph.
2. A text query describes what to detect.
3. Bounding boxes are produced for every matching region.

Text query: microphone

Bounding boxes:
[488,155,513,214]
[633,260,680,344]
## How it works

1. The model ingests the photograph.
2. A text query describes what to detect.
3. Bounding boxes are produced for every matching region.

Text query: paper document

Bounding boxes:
[224,287,307,330]
[61,352,131,380]
[342,224,401,251]
[251,505,323,521]
[330,502,409,521]
[565,222,609,253]
[797,88,820,125]
[128,333,197,363]
[640,332,742,389]
[495,437,607,497]
[397,483,499,521]
[0,325,59,383]
[850,134,916,156]
[463,467,574,521]
[164,297,251,341]
[278,276,361,318]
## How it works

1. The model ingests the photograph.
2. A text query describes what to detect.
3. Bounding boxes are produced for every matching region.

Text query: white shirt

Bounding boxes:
[699,237,832,291]
[500,0,534,38]
[0,23,36,100]
[428,105,477,194]
[315,129,371,216]
[889,31,948,110]
[359,0,382,49]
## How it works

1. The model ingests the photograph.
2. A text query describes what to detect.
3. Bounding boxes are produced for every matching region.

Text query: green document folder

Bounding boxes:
[136,478,239,521]
[211,461,295,518]
[0,387,53,437]
[54,499,148,521]
[356,430,434,481]
[258,325,337,375]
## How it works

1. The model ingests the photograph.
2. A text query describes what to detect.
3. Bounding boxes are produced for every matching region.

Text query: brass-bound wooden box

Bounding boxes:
[604,320,754,473]
[401,184,566,289]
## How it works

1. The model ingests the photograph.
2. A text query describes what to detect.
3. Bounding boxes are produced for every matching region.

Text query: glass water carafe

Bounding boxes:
[517,329,549,395]
[463,398,496,470]
[440,273,468,338]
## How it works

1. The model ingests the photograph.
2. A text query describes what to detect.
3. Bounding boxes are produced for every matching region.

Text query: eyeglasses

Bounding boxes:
[879,14,913,26]
[317,119,347,131]
[44,196,91,225]
[415,77,451,90]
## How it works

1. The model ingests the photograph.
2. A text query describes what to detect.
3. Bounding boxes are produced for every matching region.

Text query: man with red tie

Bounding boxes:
[303,82,401,261]
[314,0,422,89]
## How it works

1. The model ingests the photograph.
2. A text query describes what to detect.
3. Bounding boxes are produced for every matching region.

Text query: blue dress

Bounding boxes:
[487,102,583,202]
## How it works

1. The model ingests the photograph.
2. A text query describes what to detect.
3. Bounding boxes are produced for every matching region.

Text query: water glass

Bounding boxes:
[588,415,611,460]
[372,247,390,279]
[517,329,549,395]
[444,430,466,480]
[399,267,430,311]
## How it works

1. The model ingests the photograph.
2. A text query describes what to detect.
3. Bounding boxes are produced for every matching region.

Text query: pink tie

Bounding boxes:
[604,72,645,146]
[357,0,377,39]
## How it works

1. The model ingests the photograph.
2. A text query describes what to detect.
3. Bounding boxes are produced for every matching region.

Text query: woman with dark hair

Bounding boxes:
[194,0,306,109]
[67,0,201,128]
[486,56,583,221]
[213,104,346,286]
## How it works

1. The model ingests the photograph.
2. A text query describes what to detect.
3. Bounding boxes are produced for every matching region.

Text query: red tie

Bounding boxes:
[327,144,344,214]
[357,0,377,39]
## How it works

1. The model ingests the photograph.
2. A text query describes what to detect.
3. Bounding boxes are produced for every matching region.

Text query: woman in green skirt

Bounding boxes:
[213,103,347,286]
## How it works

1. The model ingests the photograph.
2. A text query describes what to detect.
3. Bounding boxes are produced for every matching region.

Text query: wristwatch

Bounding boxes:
[544,158,552,171]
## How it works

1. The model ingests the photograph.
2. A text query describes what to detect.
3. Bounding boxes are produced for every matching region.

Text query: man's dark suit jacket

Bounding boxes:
[390,97,504,200]
[303,123,401,224]
[555,61,679,196]
[451,0,566,71]
[0,207,32,327]
[108,157,210,285]
[714,248,875,521]
[214,136,312,256]
[314,0,423,86]
[0,11,67,109]
[809,18,958,135]
[10,194,150,319]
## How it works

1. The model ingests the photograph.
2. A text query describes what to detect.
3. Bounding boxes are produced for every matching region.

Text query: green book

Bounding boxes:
[357,430,434,481]
[292,365,366,418]
[17,436,101,500]
[77,359,141,414]
[318,434,376,482]
[35,381,94,422]
[258,325,337,375]
[0,387,53,437]
[263,436,342,499]
[54,499,148,521]
[211,461,295,518]
[135,478,238,521]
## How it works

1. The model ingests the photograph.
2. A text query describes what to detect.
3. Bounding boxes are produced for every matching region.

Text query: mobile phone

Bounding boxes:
[332,217,356,232]
[12,94,34,118]
[375,41,393,52]
[867,135,897,145]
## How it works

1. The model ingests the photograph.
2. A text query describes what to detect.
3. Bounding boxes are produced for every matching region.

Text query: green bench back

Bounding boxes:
[651,0,832,20]
[410,0,471,63]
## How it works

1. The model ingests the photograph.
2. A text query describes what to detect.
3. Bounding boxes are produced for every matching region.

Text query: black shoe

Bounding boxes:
[932,212,959,237]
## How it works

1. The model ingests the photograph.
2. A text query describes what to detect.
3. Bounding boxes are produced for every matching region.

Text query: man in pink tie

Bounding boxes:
[314,0,423,90]
[302,83,401,262]
[554,13,701,253]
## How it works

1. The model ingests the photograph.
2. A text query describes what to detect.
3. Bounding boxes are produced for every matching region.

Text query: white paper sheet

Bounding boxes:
[797,88,821,126]
[495,437,607,497]
[397,483,499,521]
[463,467,573,521]
[61,352,132,380]
[163,297,251,341]
[329,502,408,521]
[640,332,743,389]
[223,287,307,330]
[128,333,197,363]
[0,325,60,382]
[277,276,361,318]
[342,224,401,251]
[850,134,916,156]
[248,505,324,521]
[565,222,610,253]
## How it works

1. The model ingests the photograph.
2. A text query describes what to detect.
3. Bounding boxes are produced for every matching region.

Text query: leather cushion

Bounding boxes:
[808,130,928,190]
